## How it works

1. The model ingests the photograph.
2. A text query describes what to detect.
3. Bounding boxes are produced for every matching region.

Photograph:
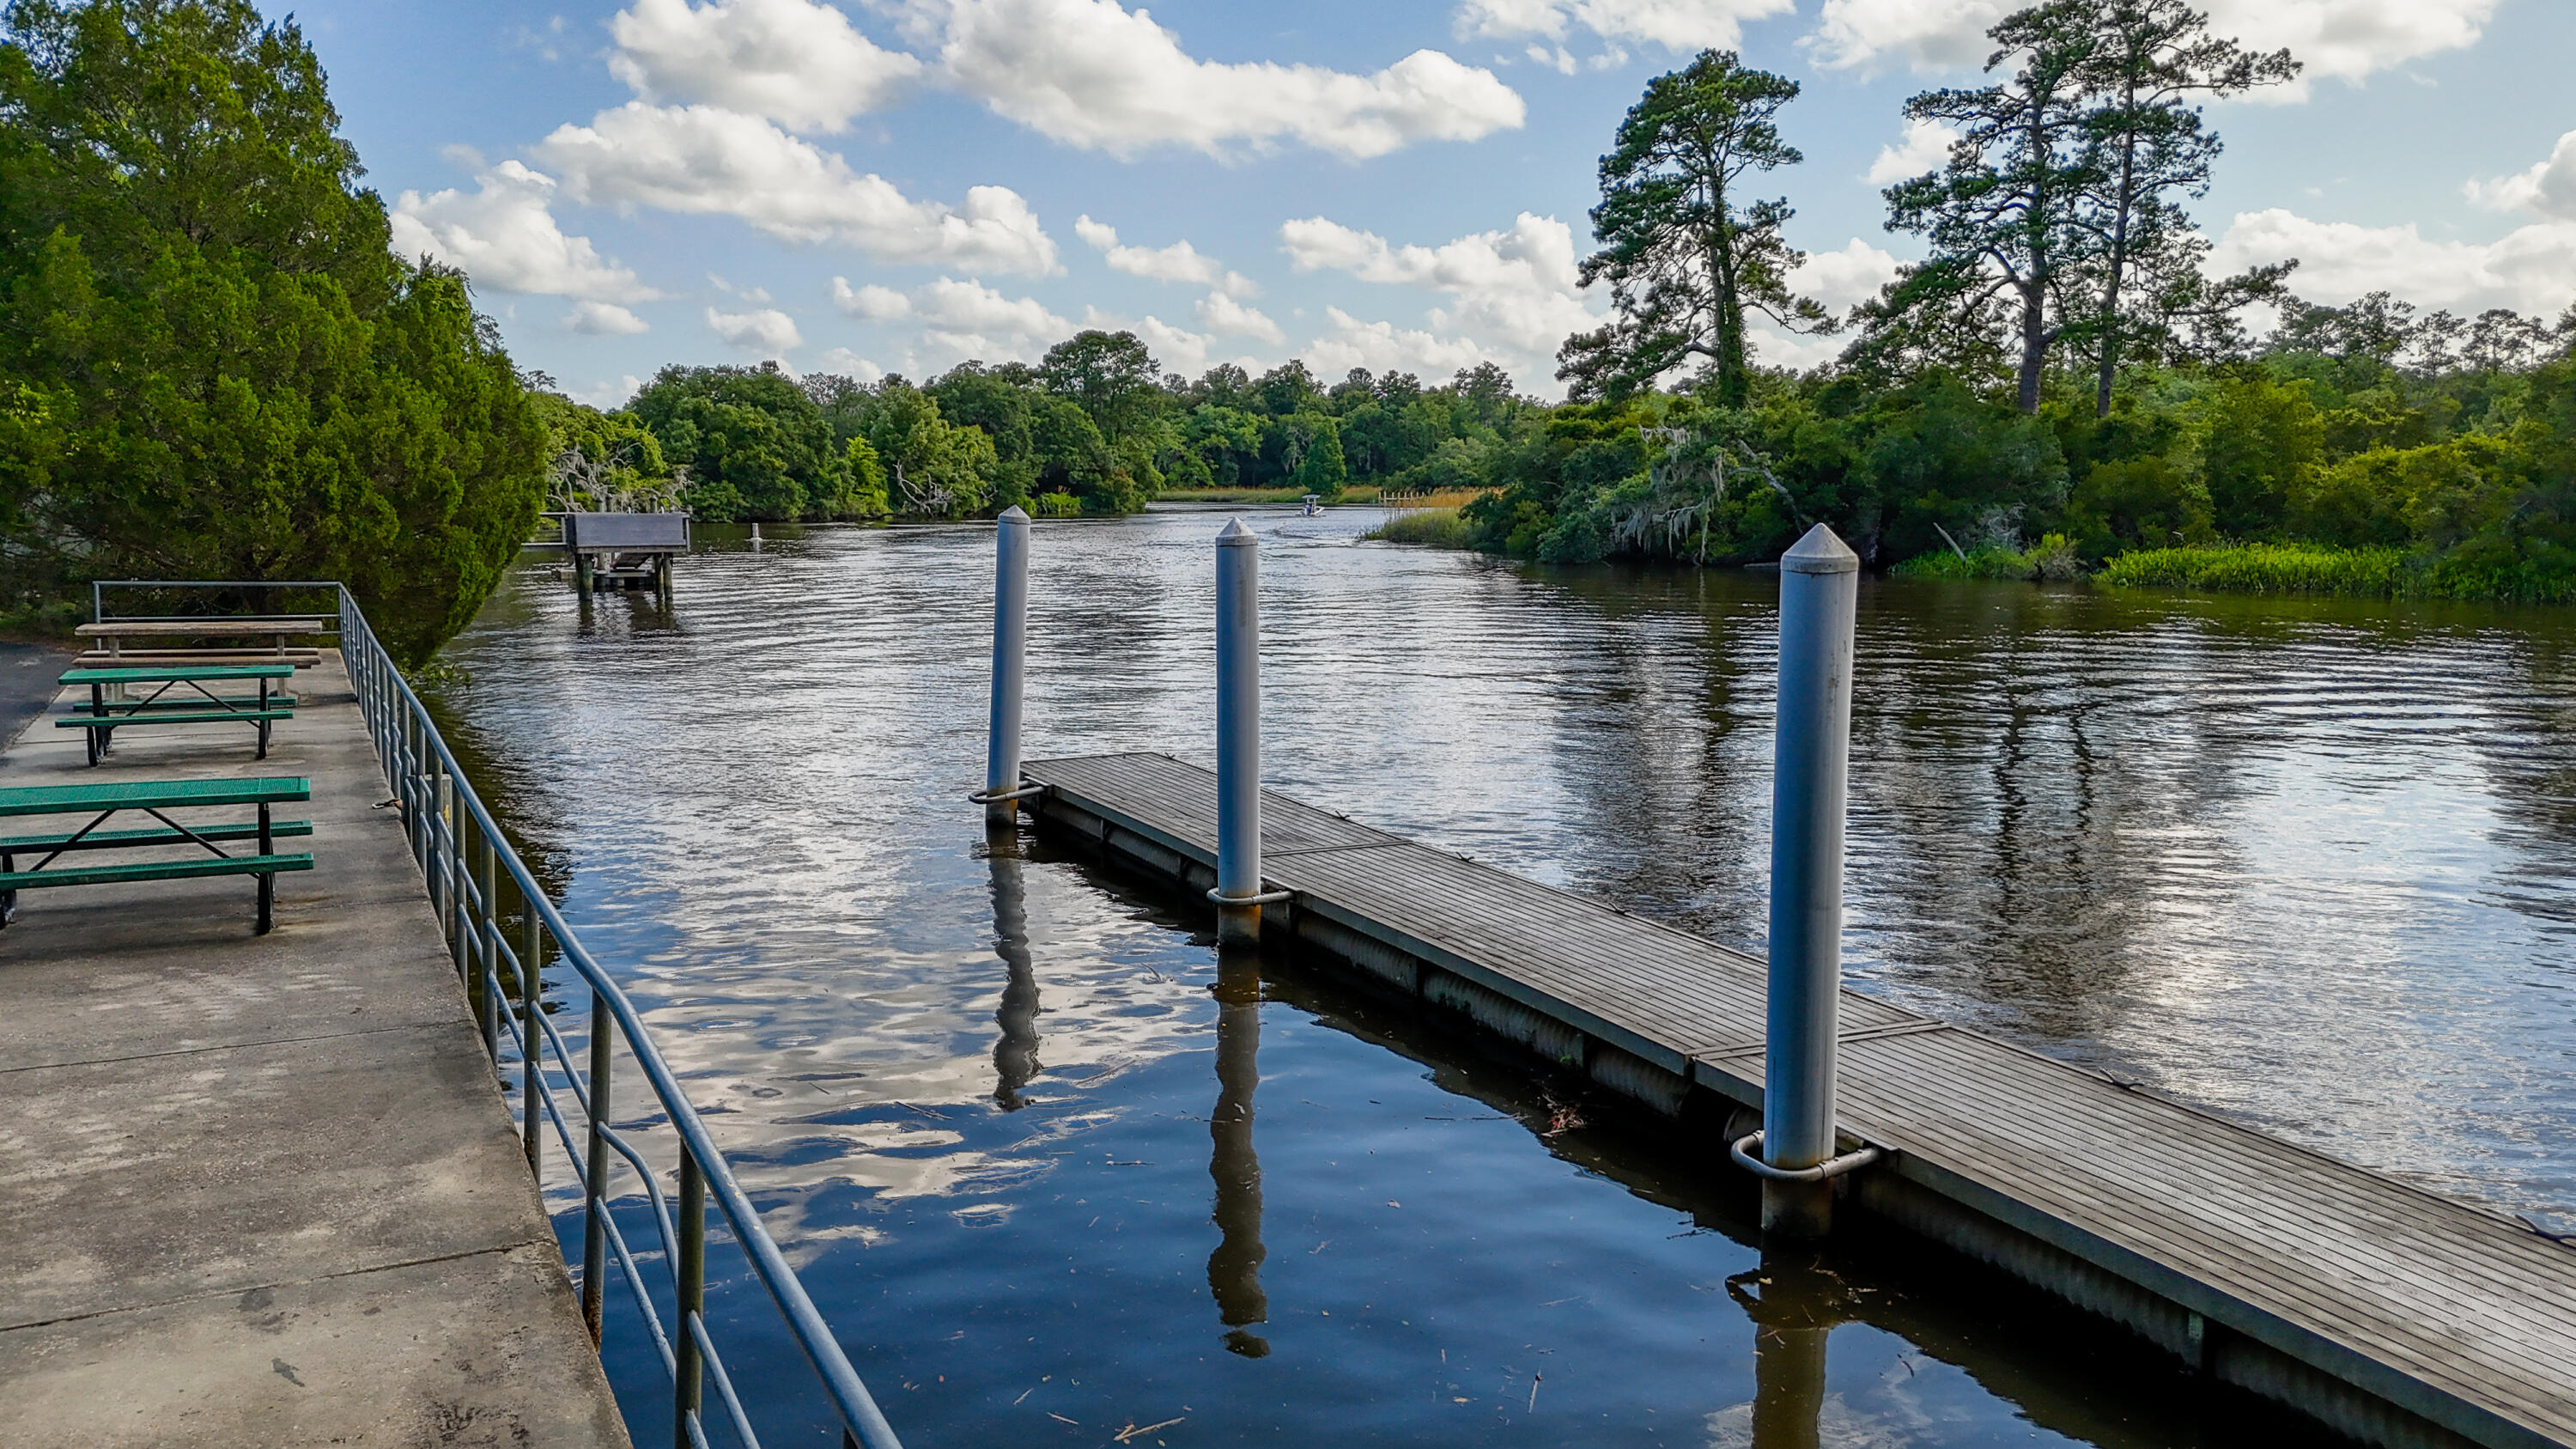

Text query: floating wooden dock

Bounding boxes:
[1021,752,2576,1449]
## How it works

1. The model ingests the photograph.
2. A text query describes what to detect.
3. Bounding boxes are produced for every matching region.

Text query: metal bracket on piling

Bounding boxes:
[969,783,1048,806]
[1729,1131,1884,1184]
[1206,886,1293,906]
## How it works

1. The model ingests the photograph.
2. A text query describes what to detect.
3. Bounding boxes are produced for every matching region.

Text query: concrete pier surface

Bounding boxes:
[0,657,630,1447]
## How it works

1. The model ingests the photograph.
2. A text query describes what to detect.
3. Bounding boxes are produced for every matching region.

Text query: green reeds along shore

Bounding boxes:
[1892,534,2085,582]
[2098,543,2576,604]
[1363,507,1475,547]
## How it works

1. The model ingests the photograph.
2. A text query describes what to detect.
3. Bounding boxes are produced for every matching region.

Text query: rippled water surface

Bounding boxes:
[430,508,2576,1446]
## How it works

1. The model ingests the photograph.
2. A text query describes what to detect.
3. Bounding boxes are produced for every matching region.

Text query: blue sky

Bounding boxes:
[276,0,2576,405]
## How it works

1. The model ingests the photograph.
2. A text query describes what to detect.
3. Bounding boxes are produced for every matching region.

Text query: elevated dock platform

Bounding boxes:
[0,659,629,1447]
[1023,751,2576,1449]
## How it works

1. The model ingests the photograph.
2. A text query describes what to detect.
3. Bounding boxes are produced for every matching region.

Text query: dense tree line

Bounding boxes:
[578,339,1534,524]
[0,0,548,661]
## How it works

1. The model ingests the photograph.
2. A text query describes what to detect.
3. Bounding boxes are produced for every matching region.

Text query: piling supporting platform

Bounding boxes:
[1017,751,2576,1449]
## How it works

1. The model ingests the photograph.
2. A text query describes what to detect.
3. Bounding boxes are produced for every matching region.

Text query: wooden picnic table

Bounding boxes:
[58,664,296,765]
[76,616,335,661]
[0,776,313,933]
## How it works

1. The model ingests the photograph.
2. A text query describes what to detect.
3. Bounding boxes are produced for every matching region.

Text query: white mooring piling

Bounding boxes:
[982,506,1031,828]
[1750,522,1868,1239]
[1212,518,1269,946]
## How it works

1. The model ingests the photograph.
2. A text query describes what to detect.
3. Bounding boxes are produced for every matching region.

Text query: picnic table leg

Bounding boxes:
[256,801,275,935]
[3,849,14,926]
[257,676,270,758]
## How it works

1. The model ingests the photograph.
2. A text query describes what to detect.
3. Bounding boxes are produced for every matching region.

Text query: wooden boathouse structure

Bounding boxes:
[550,511,688,596]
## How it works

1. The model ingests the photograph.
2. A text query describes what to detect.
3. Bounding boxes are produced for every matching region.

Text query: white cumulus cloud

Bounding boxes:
[928,0,1524,160]
[565,300,653,334]
[2466,128,2576,222]
[1280,211,1600,356]
[835,275,1072,366]
[1790,238,1904,312]
[1194,290,1285,344]
[815,347,887,383]
[538,102,1058,274]
[829,278,915,321]
[1455,0,1792,50]
[1072,215,1255,294]
[707,305,805,353]
[1302,306,1500,381]
[2209,207,2576,317]
[1867,118,1958,185]
[390,161,659,304]
[608,0,922,132]
[1807,0,2499,91]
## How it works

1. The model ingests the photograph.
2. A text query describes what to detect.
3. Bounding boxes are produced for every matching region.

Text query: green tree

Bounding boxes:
[1558,50,1828,406]
[2073,0,2298,416]
[534,392,674,511]
[0,0,543,662]
[844,435,888,514]
[1292,415,1348,497]
[2196,368,2320,537]
[1041,330,1164,443]
[1873,2,2102,413]
[626,362,849,521]
[862,381,994,518]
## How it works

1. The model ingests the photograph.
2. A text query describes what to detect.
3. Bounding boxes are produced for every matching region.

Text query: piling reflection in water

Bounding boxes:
[987,836,1042,1109]
[1726,1250,1851,1449]
[1206,951,1268,1357]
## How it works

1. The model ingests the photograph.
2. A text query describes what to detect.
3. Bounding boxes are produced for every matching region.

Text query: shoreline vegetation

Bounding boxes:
[10,6,2576,656]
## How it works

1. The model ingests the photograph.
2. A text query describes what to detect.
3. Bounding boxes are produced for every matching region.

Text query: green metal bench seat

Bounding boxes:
[0,776,312,933]
[0,852,313,892]
[58,664,295,764]
[58,709,295,729]
[0,819,313,854]
[64,694,299,714]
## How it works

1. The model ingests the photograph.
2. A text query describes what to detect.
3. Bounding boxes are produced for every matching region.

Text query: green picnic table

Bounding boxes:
[58,664,295,765]
[0,776,313,934]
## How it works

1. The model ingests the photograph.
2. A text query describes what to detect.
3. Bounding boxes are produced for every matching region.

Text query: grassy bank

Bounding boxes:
[1892,534,2084,582]
[1362,507,1474,547]
[2098,543,2576,604]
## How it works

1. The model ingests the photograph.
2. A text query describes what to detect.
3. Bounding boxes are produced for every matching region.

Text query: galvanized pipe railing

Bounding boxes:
[311,586,899,1449]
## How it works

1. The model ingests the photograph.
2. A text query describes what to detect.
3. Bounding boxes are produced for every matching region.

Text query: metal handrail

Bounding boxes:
[320,584,899,1449]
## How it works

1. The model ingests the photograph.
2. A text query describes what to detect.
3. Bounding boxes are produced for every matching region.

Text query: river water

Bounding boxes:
[429,507,2576,1447]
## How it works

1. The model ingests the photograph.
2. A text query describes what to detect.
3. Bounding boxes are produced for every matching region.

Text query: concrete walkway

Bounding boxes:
[0,657,630,1447]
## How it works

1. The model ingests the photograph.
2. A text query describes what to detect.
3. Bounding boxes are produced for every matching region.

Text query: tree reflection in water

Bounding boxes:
[1207,951,1269,1357]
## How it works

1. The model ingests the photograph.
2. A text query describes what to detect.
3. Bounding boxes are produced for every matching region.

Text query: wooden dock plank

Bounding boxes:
[1022,752,2576,1449]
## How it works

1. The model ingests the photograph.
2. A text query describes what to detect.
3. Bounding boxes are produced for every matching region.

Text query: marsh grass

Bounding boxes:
[1363,507,1474,547]
[1891,533,2083,583]
[2099,543,2576,604]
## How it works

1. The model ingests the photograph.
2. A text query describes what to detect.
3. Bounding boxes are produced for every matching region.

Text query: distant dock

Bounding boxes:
[0,658,629,1447]
[1022,751,2576,1449]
